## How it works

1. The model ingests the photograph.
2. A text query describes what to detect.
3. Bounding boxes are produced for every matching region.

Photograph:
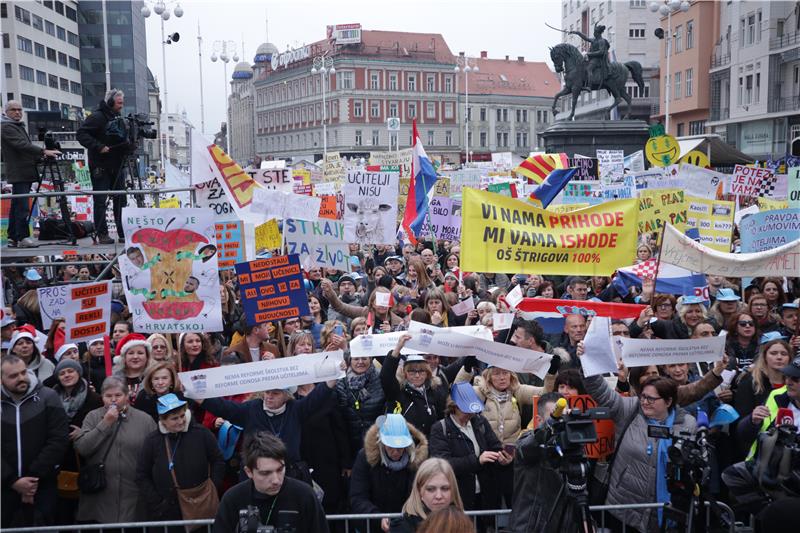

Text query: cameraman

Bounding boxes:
[1,101,61,248]
[213,431,328,533]
[76,89,129,245]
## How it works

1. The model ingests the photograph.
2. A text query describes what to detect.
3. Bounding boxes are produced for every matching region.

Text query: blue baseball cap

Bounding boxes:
[682,294,705,305]
[710,404,739,428]
[760,331,788,345]
[450,382,483,414]
[25,269,42,282]
[715,288,740,302]
[378,414,414,449]
[156,393,187,416]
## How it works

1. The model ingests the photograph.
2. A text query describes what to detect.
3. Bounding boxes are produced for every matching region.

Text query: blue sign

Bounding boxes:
[235,254,310,326]
[740,208,800,253]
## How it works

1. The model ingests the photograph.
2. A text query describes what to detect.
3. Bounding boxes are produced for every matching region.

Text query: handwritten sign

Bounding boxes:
[247,168,293,192]
[235,255,310,325]
[194,178,237,221]
[285,218,350,270]
[63,281,112,342]
[730,165,775,197]
[254,219,282,252]
[215,221,246,269]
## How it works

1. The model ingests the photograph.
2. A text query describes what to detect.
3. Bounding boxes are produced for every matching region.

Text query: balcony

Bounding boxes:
[711,53,730,69]
[770,31,800,51]
[769,95,800,113]
[709,107,729,122]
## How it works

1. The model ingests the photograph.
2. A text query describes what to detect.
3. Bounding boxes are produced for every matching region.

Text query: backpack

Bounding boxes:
[38,217,93,240]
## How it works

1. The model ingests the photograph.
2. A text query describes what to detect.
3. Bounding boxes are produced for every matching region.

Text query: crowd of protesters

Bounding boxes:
[2,239,800,533]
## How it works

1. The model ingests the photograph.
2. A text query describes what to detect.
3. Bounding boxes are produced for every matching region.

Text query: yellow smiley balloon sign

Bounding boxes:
[645,134,681,167]
[680,150,710,169]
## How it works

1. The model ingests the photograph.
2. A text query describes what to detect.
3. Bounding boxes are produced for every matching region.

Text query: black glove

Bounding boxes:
[365,257,375,276]
[463,356,479,373]
[547,354,562,375]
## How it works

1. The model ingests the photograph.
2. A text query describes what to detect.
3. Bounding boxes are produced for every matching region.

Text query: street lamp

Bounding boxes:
[454,55,479,166]
[650,0,690,134]
[311,53,335,163]
[210,41,238,154]
[141,0,184,172]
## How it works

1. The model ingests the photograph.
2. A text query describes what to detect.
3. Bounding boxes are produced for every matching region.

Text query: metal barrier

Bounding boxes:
[0,502,738,533]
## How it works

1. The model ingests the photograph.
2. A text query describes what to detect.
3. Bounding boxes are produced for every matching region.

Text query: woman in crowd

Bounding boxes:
[74,377,157,524]
[726,312,760,370]
[589,276,611,299]
[554,368,587,396]
[406,257,436,300]
[82,337,108,392]
[748,294,780,333]
[424,288,463,328]
[43,318,65,360]
[43,343,81,387]
[350,316,368,338]
[381,335,448,436]
[389,458,464,533]
[9,327,54,381]
[146,334,175,367]
[134,362,184,421]
[322,279,403,334]
[429,383,507,511]
[621,358,726,407]
[179,332,218,372]
[112,333,151,407]
[636,243,653,262]
[652,294,677,322]
[709,288,744,328]
[351,414,429,531]
[336,348,386,463]
[417,506,474,533]
[760,277,787,313]
[536,281,555,299]
[632,295,710,339]
[286,331,314,356]
[51,358,103,525]
[307,294,328,349]
[136,394,224,529]
[578,344,697,532]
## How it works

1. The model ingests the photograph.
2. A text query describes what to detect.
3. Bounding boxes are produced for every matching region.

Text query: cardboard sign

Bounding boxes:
[284,218,350,270]
[235,255,310,325]
[426,197,462,241]
[254,219,282,252]
[637,188,687,236]
[247,168,294,192]
[343,170,399,245]
[685,197,735,252]
[369,149,413,178]
[789,167,800,209]
[215,221,246,270]
[730,165,776,197]
[562,181,604,205]
[567,157,598,181]
[492,312,515,331]
[62,281,112,342]
[318,195,339,219]
[194,178,237,222]
[740,209,800,253]
[596,149,625,186]
[251,188,322,221]
[323,152,346,181]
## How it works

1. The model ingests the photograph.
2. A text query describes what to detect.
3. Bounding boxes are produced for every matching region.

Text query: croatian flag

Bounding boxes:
[528,168,578,208]
[402,120,439,244]
[613,259,709,300]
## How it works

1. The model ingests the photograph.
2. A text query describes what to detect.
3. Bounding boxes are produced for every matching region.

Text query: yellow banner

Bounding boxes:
[254,219,281,252]
[685,196,735,252]
[549,203,590,213]
[461,189,638,276]
[638,188,687,236]
[758,197,788,211]
[158,197,180,209]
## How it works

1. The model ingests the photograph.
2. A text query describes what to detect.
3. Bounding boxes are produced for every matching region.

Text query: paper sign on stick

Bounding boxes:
[235,255,310,325]
[450,297,475,316]
[374,292,391,308]
[492,313,515,331]
[505,285,523,309]
[251,188,322,221]
[343,170,399,245]
[580,317,619,377]
[37,285,69,330]
[215,221,246,269]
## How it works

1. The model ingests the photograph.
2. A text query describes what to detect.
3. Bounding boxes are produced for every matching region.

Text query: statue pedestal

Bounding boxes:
[541,120,650,158]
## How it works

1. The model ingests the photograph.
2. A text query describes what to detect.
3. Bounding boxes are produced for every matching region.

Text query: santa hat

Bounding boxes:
[115,333,151,358]
[9,330,36,351]
[54,343,79,362]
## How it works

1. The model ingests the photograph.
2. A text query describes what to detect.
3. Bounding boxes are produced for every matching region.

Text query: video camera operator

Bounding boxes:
[1,101,61,248]
[76,89,130,245]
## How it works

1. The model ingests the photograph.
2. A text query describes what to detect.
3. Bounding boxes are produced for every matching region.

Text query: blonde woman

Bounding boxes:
[135,361,184,421]
[146,334,174,365]
[389,458,464,533]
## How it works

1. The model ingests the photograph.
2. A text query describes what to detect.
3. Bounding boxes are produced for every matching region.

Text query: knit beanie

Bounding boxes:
[55,358,83,377]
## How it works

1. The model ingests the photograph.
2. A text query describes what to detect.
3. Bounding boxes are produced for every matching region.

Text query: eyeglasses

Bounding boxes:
[738,320,755,327]
[639,393,663,405]
[406,368,427,375]
[7,107,22,112]
[656,303,673,309]
[750,303,767,308]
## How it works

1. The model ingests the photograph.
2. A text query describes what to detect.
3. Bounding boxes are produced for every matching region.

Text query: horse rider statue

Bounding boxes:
[569,24,610,89]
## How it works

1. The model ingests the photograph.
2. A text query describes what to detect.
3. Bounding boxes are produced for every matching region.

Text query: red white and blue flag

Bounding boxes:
[402,120,439,244]
[612,259,709,300]
[528,168,578,208]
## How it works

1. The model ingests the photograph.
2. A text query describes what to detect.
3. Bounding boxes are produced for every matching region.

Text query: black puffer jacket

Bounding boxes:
[380,355,447,436]
[76,99,127,170]
[1,115,45,183]
[336,365,386,462]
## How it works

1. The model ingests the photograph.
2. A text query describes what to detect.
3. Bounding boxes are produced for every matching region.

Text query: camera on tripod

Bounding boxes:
[40,130,62,151]
[123,113,158,144]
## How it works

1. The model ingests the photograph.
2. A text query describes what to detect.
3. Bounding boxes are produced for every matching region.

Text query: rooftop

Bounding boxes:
[465,53,560,98]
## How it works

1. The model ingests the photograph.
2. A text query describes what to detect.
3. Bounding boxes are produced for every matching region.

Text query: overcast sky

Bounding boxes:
[144,0,563,136]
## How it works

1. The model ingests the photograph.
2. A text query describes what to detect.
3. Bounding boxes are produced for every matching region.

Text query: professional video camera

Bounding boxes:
[106,113,157,148]
[40,130,62,151]
[237,507,298,533]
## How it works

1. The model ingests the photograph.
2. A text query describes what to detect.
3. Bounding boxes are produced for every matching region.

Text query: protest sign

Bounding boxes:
[61,281,112,343]
[446,168,484,196]
[350,325,492,358]
[729,165,775,197]
[789,167,800,209]
[369,149,413,178]
[758,197,788,211]
[631,169,671,191]
[451,296,475,316]
[567,157,598,181]
[491,152,513,170]
[740,209,800,253]
[284,218,350,270]
[548,203,590,213]
[561,181,603,205]
[246,168,294,192]
[318,195,339,219]
[180,351,345,400]
[487,182,519,198]
[323,152,346,181]
[492,313,515,331]
[426,197,462,241]
[619,335,726,366]
[314,182,337,196]
[623,150,645,174]
[685,197,735,252]
[194,178,237,221]
[159,197,181,209]
[254,219,282,252]
[678,164,729,199]
[596,149,625,186]
[734,203,759,226]
[343,169,399,245]
[37,285,69,330]
[251,188,322,221]
[660,222,800,277]
[235,255,310,325]
[120,208,223,333]
[580,317,619,377]
[637,188,687,235]
[461,189,638,276]
[215,221,246,269]
[406,321,552,378]
[601,176,636,200]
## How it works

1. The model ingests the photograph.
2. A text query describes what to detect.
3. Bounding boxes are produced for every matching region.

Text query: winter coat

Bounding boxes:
[135,411,225,521]
[50,380,103,473]
[336,366,386,460]
[74,406,157,523]
[203,382,334,465]
[584,374,697,533]
[429,414,503,510]
[0,115,45,183]
[26,353,54,382]
[380,355,447,436]
[327,290,404,329]
[1,371,69,486]
[349,421,428,514]
[75,99,127,170]
[388,513,423,533]
[726,336,760,370]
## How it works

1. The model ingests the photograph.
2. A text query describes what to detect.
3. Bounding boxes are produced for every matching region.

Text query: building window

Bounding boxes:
[408,102,417,119]
[32,14,43,30]
[56,26,66,41]
[427,130,434,146]
[516,132,529,147]
[677,123,685,136]
[689,120,705,135]
[65,5,77,21]
[21,94,36,109]
[608,1,613,13]
[629,25,645,39]
[746,14,756,46]
[444,76,453,93]
[355,130,362,146]
[19,65,34,82]
[685,68,693,97]
[737,77,743,106]
[0,4,6,18]
[480,131,487,147]
[674,71,681,99]
[58,52,67,66]
[370,72,379,90]
[45,20,55,36]
[630,0,646,7]
[479,107,486,121]
[444,102,454,119]
[754,72,760,104]
[34,43,45,58]
[467,107,472,121]
[496,108,502,121]
[49,100,59,112]
[426,102,435,119]
[35,69,46,84]
[68,56,79,70]
[745,74,753,105]
[338,71,354,90]
[426,74,435,92]
[389,73,398,90]
[54,1,64,15]
[48,74,58,88]
[372,130,379,146]
[445,130,452,145]
[4,63,11,78]
[686,20,694,49]
[407,74,416,91]
[756,10,762,43]
[59,77,68,91]
[370,101,380,118]
[38,98,48,111]
[15,5,31,24]
[17,36,33,53]
[674,26,682,52]
[389,102,398,117]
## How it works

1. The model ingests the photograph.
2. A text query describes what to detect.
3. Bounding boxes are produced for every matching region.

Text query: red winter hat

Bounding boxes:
[115,333,151,357]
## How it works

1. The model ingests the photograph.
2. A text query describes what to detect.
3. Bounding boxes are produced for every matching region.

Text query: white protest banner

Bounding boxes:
[284,218,350,270]
[37,285,69,330]
[314,182,337,196]
[405,321,552,378]
[369,149,413,178]
[120,208,224,333]
[623,150,645,174]
[59,281,113,343]
[580,317,619,377]
[350,325,493,357]
[678,164,729,199]
[632,169,671,190]
[251,188,322,221]
[729,165,775,197]
[491,152,513,170]
[660,222,800,277]
[619,334,726,366]
[193,178,237,222]
[374,291,391,308]
[492,313,515,331]
[445,169,483,197]
[451,296,475,316]
[246,167,294,192]
[597,149,625,186]
[180,350,345,399]
[343,169,399,245]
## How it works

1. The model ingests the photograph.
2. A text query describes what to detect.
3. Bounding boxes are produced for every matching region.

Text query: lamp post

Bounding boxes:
[650,0,690,134]
[311,53,335,163]
[454,55,479,166]
[210,41,238,154]
[141,0,184,172]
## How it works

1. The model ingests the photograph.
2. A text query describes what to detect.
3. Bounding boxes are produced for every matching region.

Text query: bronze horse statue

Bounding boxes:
[549,43,644,120]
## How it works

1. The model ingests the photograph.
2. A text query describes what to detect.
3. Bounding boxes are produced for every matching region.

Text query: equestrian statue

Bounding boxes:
[549,24,644,120]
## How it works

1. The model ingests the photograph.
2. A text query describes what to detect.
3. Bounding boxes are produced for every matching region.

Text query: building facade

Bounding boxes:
[1,0,84,125]
[77,0,149,115]
[557,0,661,120]
[228,60,255,166]
[707,0,800,160]
[145,67,161,170]
[164,110,191,168]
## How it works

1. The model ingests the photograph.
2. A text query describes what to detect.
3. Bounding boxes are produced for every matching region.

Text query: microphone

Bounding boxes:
[776,408,795,429]
[695,410,709,448]
[552,397,568,419]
